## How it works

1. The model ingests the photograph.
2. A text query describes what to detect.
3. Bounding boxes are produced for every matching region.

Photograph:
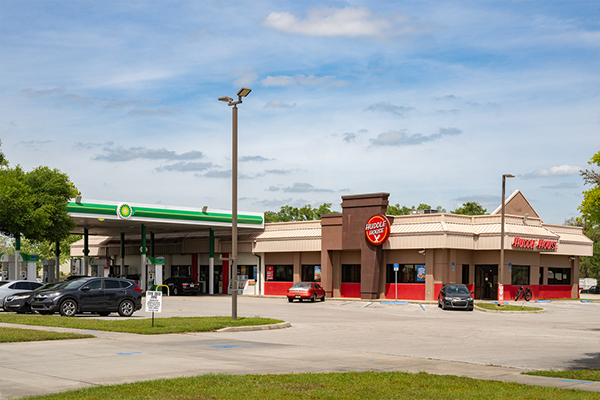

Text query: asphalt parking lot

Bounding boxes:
[1,294,599,398]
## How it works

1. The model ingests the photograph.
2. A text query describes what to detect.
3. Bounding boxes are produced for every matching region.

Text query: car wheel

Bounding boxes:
[173,287,179,296]
[118,300,135,317]
[311,293,316,302]
[288,298,293,303]
[97,312,111,316]
[441,301,446,310]
[321,294,325,302]
[59,299,77,317]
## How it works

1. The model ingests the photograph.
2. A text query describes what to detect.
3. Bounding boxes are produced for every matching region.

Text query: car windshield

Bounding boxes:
[54,277,94,290]
[36,283,61,292]
[446,285,469,294]
[291,283,311,289]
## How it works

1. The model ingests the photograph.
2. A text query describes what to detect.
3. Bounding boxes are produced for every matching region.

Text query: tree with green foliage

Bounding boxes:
[565,217,600,279]
[0,139,7,168]
[579,151,600,227]
[387,203,446,215]
[265,203,335,222]
[573,151,600,280]
[0,143,80,244]
[451,202,487,215]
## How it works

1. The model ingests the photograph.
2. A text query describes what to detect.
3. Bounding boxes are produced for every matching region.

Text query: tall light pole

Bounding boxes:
[219,87,252,321]
[499,173,514,305]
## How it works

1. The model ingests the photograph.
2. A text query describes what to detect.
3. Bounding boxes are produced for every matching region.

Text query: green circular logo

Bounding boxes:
[117,203,133,219]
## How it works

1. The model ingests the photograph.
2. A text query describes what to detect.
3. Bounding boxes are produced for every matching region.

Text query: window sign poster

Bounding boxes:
[267,265,274,281]
[417,265,426,282]
[314,265,321,281]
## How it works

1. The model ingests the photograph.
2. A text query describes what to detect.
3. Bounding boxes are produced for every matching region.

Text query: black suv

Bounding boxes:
[31,277,142,317]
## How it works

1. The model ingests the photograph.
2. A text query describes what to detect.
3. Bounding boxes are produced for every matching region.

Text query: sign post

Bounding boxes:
[145,290,162,327]
[393,263,399,301]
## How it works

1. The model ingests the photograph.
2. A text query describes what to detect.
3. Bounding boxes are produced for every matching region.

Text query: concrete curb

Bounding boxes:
[217,321,291,332]
[474,305,547,314]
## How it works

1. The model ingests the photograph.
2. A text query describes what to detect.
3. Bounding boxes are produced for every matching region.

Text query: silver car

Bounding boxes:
[0,280,44,306]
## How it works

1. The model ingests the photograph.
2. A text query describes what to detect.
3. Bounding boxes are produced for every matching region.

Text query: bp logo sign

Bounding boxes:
[117,203,133,219]
[365,214,391,245]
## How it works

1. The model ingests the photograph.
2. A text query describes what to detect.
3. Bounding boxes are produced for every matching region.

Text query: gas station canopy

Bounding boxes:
[66,199,264,236]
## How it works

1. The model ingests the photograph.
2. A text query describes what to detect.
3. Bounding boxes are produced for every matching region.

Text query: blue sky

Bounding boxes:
[1,0,598,224]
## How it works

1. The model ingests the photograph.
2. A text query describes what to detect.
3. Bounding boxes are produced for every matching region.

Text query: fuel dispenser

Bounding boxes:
[20,253,39,281]
[146,256,165,290]
[42,259,56,282]
[89,257,110,277]
[0,253,8,280]
[0,253,38,281]
[70,259,82,275]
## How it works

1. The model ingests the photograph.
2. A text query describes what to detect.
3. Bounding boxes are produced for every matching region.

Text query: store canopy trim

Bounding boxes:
[66,199,264,236]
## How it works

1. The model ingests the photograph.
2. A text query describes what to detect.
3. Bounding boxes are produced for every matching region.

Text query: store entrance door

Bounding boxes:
[475,265,498,300]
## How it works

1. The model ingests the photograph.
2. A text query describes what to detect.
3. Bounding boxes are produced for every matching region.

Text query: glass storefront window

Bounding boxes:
[548,267,571,285]
[301,265,321,282]
[385,264,425,284]
[511,265,530,285]
[342,265,361,283]
[270,265,293,282]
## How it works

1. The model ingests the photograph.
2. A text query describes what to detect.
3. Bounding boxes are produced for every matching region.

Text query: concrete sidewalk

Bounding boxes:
[1,321,599,399]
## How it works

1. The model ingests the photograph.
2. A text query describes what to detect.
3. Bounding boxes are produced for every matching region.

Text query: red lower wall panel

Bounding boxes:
[340,283,361,298]
[384,284,426,300]
[264,282,294,296]
[505,285,572,301]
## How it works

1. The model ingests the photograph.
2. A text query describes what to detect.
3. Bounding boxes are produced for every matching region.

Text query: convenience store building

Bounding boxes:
[71,191,593,301]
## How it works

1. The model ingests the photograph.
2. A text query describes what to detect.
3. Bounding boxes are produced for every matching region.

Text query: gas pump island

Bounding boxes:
[0,252,39,281]
[66,199,264,293]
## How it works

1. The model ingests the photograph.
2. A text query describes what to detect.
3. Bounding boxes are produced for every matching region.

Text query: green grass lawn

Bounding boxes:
[17,371,599,400]
[524,369,600,382]
[0,327,94,342]
[475,302,544,312]
[0,313,283,335]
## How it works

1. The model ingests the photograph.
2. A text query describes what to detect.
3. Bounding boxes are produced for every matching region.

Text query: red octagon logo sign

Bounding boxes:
[365,214,391,245]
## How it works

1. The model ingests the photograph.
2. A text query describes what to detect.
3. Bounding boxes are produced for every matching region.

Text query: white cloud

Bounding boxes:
[262,6,392,38]
[524,165,582,178]
[370,128,462,146]
[93,147,204,162]
[260,74,349,87]
[264,100,296,109]
[365,102,414,116]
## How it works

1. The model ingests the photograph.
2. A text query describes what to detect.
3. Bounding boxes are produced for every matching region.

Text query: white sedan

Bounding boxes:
[0,280,44,305]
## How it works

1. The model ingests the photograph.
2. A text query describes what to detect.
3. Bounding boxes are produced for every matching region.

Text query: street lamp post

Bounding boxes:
[219,87,252,321]
[499,173,514,305]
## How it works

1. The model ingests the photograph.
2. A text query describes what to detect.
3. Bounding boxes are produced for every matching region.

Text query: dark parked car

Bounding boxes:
[60,274,89,282]
[3,282,61,314]
[438,284,474,311]
[286,282,326,302]
[163,277,200,295]
[31,277,142,317]
[581,285,600,294]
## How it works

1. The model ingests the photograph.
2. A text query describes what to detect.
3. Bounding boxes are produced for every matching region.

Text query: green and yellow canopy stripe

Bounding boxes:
[66,202,263,226]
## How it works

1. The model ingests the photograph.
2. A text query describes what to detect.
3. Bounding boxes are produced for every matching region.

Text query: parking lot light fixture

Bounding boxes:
[218,87,251,321]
